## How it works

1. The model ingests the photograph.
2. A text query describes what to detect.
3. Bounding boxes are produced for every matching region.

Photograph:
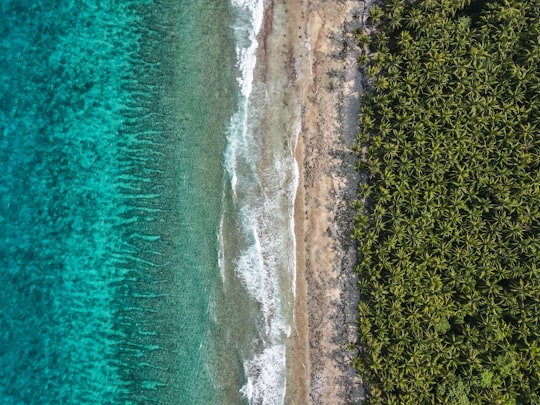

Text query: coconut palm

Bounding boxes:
[352,1,540,402]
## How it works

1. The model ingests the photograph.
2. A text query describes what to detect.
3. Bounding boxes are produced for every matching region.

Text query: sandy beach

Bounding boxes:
[265,0,369,403]
[288,0,367,403]
[251,0,368,402]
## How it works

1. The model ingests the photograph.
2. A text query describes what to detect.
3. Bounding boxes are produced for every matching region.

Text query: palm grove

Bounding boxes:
[351,0,540,403]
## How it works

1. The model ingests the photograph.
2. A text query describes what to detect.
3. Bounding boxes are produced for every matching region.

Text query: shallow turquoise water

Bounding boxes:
[0,1,241,403]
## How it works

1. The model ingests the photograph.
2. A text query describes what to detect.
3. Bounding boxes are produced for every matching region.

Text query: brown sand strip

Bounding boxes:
[285,0,369,403]
[253,0,369,402]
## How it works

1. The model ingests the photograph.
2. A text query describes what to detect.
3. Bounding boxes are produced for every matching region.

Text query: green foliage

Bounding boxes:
[352,0,540,403]
[367,5,384,26]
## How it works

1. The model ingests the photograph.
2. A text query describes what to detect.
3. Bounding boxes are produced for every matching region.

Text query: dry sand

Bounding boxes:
[282,0,371,403]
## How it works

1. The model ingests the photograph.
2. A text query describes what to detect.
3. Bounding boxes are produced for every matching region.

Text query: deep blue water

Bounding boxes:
[0,1,241,403]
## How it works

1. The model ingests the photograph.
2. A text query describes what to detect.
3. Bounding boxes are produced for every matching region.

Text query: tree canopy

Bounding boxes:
[352,0,540,403]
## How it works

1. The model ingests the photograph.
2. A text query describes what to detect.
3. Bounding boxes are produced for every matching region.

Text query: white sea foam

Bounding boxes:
[230,0,264,99]
[218,205,226,284]
[231,158,297,404]
[235,196,292,338]
[240,344,287,405]
[289,118,302,300]
[222,0,300,403]
[225,0,263,198]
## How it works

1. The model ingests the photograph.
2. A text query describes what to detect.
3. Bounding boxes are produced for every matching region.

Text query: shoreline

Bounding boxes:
[283,0,368,403]
[251,0,367,402]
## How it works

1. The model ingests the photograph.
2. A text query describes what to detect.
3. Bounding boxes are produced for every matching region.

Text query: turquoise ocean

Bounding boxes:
[0,0,298,404]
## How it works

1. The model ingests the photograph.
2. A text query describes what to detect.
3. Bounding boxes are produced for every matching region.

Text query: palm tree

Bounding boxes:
[367,5,384,26]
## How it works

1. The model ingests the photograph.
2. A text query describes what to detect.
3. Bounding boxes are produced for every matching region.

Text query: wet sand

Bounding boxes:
[253,0,369,403]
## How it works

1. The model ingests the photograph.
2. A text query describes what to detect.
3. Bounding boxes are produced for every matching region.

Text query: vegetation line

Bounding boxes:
[351,0,540,403]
